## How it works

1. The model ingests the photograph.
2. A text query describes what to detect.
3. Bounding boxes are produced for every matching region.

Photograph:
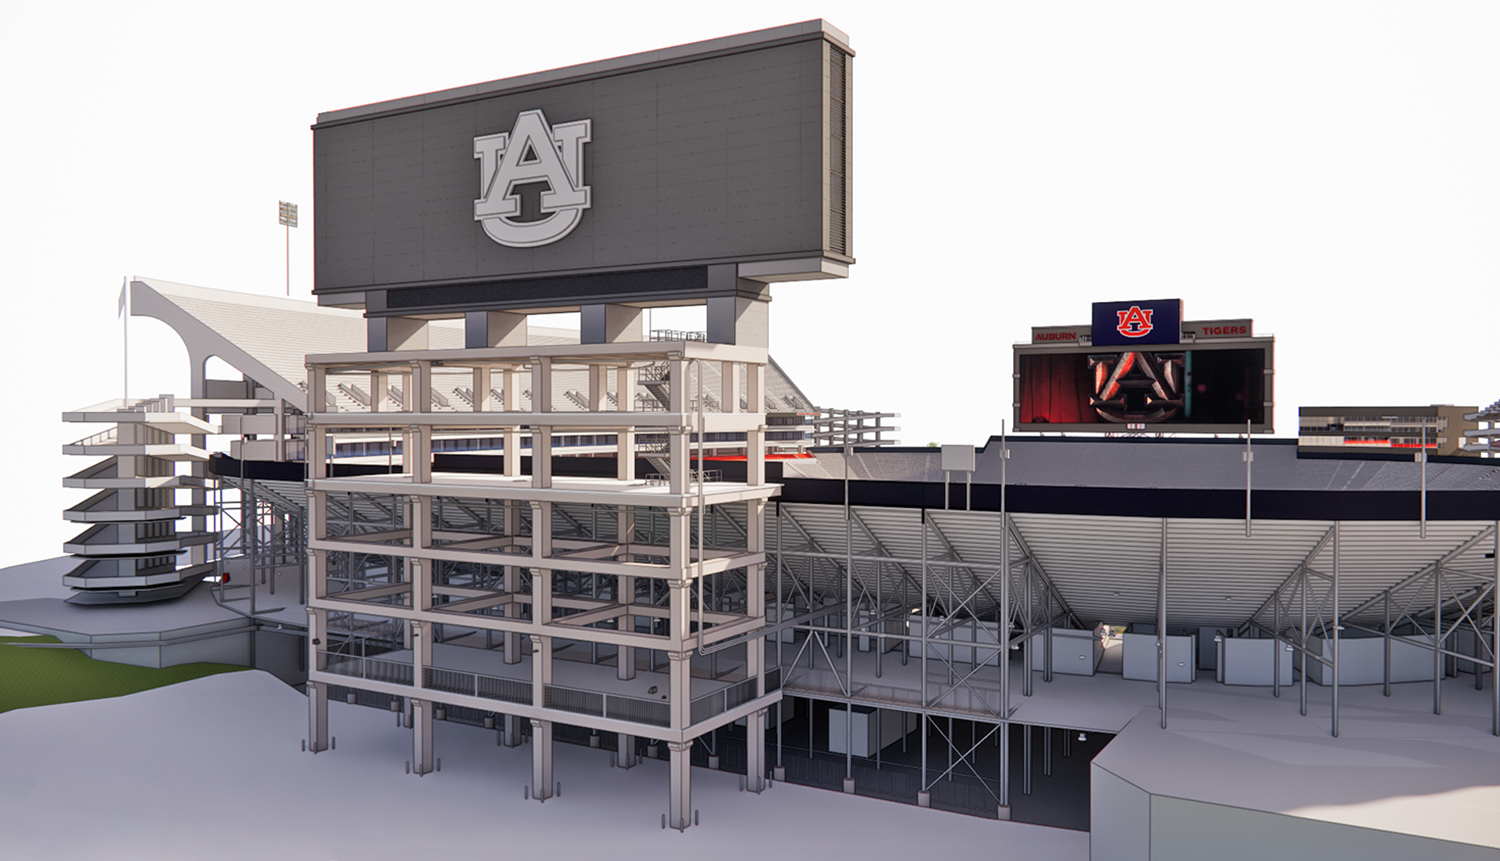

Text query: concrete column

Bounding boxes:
[387,318,430,351]
[668,740,692,829]
[413,361,432,414]
[747,500,767,688]
[411,496,432,611]
[411,620,432,692]
[412,697,434,775]
[668,646,692,731]
[668,355,686,413]
[531,719,554,800]
[466,310,526,348]
[399,372,415,412]
[308,492,327,600]
[746,708,767,792]
[504,501,522,664]
[532,356,552,413]
[617,733,636,768]
[371,371,389,412]
[308,426,328,480]
[616,366,636,412]
[533,427,552,488]
[531,634,552,706]
[667,508,692,591]
[721,360,741,412]
[501,367,522,477]
[472,367,491,411]
[307,607,327,669]
[616,364,637,480]
[618,574,636,680]
[706,296,768,348]
[747,361,765,415]
[581,304,644,344]
[307,680,329,753]
[747,363,767,485]
[668,428,689,494]
[410,425,432,483]
[499,713,521,747]
[588,364,608,410]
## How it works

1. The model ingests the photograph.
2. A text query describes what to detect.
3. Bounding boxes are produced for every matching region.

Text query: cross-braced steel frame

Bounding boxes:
[1243,522,1500,737]
[767,492,1080,812]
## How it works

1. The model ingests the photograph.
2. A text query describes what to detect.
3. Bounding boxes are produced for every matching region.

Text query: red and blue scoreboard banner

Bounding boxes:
[1091,299,1183,347]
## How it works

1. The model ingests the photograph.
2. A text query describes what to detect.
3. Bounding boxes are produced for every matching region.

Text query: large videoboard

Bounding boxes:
[1015,339,1274,433]
[311,21,853,315]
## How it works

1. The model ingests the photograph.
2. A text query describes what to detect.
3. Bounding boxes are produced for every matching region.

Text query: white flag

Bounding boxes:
[117,278,127,318]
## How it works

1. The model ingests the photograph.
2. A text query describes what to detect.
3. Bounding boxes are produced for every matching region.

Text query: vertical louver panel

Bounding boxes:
[829,48,850,256]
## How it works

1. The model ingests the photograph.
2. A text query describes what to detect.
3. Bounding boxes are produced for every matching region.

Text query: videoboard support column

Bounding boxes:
[533,426,552,488]
[668,740,692,829]
[707,295,769,348]
[580,304,643,345]
[747,361,767,485]
[465,310,526,349]
[617,365,636,481]
[307,680,329,753]
[412,697,434,776]
[746,498,768,792]
[501,368,521,478]
[504,501,522,664]
[472,367,490,411]
[668,647,692,732]
[531,718,553,801]
[746,709,767,792]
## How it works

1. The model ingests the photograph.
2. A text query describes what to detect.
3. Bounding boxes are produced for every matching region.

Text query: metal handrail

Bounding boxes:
[68,427,119,447]
[321,652,414,686]
[546,683,671,727]
[424,666,530,705]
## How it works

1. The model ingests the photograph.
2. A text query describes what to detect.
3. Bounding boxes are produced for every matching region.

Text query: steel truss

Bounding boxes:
[769,499,1078,813]
[1243,522,1500,737]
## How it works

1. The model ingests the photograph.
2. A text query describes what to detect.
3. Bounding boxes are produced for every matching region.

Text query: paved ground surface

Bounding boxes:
[0,670,1089,860]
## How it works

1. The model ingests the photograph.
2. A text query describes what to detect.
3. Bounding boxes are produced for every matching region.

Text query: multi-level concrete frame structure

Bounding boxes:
[303,320,781,829]
[61,397,218,604]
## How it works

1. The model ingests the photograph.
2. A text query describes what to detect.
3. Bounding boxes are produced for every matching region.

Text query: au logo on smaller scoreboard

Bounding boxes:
[1091,299,1181,347]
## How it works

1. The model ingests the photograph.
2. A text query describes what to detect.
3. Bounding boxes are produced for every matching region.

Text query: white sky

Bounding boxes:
[2,2,1497,567]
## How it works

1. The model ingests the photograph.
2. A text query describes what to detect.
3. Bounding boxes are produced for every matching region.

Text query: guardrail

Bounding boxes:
[642,469,722,487]
[325,657,776,730]
[321,652,414,686]
[689,673,777,724]
[544,684,671,727]
[68,427,120,448]
[425,667,531,705]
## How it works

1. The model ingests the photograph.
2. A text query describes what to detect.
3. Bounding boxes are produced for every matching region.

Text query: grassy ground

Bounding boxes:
[0,634,247,713]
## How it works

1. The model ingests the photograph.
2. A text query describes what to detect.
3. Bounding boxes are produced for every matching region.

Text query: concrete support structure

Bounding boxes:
[412,698,435,775]
[304,336,781,829]
[531,719,554,800]
[667,740,692,829]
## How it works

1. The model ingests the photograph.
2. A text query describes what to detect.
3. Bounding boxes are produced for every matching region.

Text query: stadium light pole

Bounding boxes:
[279,201,299,296]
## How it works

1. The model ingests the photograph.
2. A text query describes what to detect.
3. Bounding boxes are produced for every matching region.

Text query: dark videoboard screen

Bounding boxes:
[1017,347,1267,430]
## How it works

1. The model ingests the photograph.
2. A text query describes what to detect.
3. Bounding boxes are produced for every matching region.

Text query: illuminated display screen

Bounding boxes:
[1017,347,1268,430]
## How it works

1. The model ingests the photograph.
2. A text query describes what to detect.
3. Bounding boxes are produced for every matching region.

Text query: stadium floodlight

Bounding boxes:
[278,201,298,295]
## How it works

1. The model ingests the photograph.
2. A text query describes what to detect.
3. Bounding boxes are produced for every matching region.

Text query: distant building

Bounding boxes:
[1297,405,1478,457]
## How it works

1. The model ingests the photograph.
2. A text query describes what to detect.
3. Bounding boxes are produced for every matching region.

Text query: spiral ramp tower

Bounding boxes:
[60,397,218,604]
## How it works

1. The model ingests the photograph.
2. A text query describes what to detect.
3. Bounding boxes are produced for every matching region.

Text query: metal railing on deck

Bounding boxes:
[322,652,413,686]
[424,667,531,705]
[324,656,777,729]
[688,674,774,724]
[543,684,671,727]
